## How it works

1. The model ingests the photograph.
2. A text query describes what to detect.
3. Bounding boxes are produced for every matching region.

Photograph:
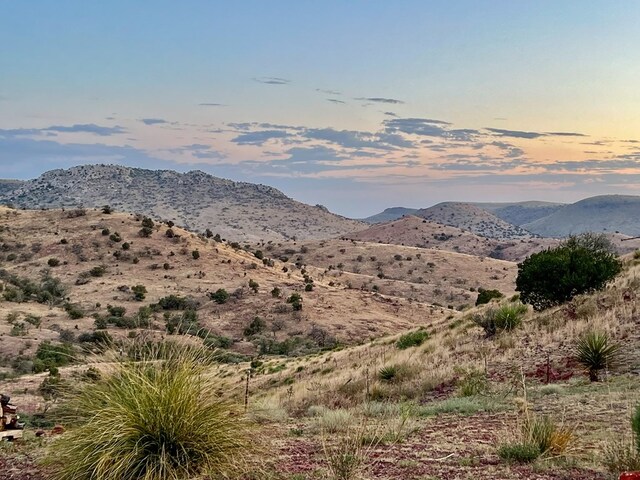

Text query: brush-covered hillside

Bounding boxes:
[415,202,533,240]
[0,205,438,377]
[1,227,639,480]
[0,165,365,242]
[344,215,559,261]
[264,236,517,309]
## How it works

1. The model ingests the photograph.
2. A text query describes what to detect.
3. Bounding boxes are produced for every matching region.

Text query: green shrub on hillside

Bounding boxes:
[396,330,429,350]
[516,233,621,310]
[475,288,503,306]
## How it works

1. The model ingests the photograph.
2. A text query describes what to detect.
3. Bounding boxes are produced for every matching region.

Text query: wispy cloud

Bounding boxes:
[253,77,290,85]
[46,124,127,136]
[485,127,544,139]
[140,118,168,125]
[232,130,291,146]
[316,88,341,95]
[198,102,225,107]
[355,97,404,104]
[326,98,346,104]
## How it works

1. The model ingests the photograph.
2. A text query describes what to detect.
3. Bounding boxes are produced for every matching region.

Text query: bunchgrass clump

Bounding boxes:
[473,302,527,337]
[395,329,429,350]
[47,343,252,480]
[497,443,540,463]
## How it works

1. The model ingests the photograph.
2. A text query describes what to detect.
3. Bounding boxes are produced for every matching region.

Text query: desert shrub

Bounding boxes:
[46,345,251,480]
[475,288,503,305]
[131,284,147,301]
[101,205,113,214]
[244,317,267,337]
[155,295,189,310]
[305,283,313,292]
[101,228,110,236]
[271,287,281,298]
[107,305,126,318]
[64,303,85,320]
[34,341,74,372]
[287,293,303,311]
[165,309,199,335]
[209,289,230,305]
[516,233,621,310]
[121,242,130,250]
[497,443,540,463]
[248,279,259,293]
[396,329,429,350]
[192,250,200,260]
[48,257,61,267]
[89,265,107,277]
[109,232,122,243]
[574,330,620,382]
[473,302,527,337]
[456,368,489,397]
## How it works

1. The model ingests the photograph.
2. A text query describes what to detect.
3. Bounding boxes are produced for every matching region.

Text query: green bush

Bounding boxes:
[243,317,266,337]
[34,341,74,372]
[48,257,61,267]
[475,288,503,306]
[497,443,540,463]
[287,293,303,311]
[209,289,230,305]
[516,233,621,310]
[131,284,147,301]
[396,329,429,349]
[574,330,620,381]
[47,345,251,480]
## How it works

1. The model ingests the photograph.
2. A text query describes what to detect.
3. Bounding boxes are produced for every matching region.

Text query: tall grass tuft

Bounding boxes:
[47,343,252,480]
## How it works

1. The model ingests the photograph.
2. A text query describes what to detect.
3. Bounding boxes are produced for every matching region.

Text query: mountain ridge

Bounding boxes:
[0,164,365,242]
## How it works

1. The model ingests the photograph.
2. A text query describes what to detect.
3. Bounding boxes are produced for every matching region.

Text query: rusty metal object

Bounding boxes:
[0,394,24,441]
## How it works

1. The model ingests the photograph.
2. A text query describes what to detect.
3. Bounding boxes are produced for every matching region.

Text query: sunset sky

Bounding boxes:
[2,1,640,217]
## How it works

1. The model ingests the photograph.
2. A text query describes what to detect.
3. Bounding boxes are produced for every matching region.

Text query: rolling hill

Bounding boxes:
[0,165,365,242]
[0,206,433,369]
[415,202,533,240]
[522,195,640,237]
[361,207,419,224]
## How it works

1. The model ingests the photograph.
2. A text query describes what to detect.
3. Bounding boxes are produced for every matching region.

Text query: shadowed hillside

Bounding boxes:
[523,195,640,237]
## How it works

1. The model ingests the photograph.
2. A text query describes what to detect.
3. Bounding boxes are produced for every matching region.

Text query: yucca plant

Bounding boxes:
[47,343,252,480]
[574,330,620,382]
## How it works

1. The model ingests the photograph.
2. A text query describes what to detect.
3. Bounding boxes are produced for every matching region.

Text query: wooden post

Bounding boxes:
[244,369,251,413]
[546,352,550,385]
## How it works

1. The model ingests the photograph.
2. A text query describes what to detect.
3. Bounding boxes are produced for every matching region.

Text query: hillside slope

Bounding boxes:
[415,202,533,240]
[0,206,434,373]
[523,195,640,237]
[0,165,365,242]
[474,201,565,226]
[362,207,419,224]
[345,215,558,261]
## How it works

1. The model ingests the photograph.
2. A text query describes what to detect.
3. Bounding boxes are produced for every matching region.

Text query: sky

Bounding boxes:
[1,1,640,217]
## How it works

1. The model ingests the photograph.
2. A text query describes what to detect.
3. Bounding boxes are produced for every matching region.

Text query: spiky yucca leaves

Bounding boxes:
[574,330,620,382]
[47,343,252,480]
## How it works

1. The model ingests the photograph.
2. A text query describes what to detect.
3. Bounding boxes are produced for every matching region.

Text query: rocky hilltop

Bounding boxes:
[0,165,365,242]
[415,202,533,240]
